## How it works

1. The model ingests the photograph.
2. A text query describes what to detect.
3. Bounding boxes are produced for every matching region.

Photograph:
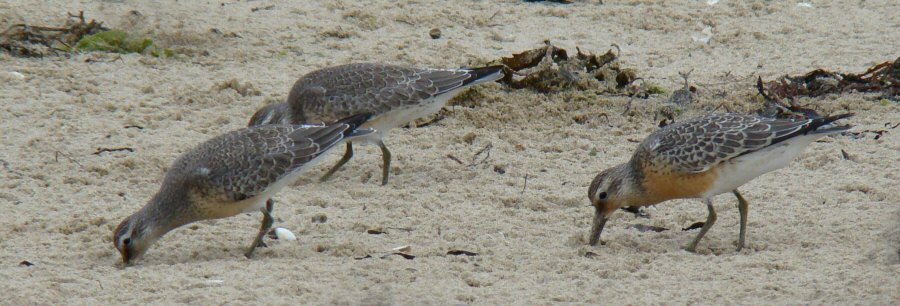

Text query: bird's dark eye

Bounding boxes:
[597,192,608,200]
[123,238,132,246]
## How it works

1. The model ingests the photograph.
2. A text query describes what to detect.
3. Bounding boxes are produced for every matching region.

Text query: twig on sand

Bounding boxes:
[447,142,494,169]
[387,227,413,232]
[468,143,493,168]
[0,159,24,176]
[93,147,134,155]
[710,102,734,113]
[446,154,464,165]
[413,112,447,128]
[54,151,84,169]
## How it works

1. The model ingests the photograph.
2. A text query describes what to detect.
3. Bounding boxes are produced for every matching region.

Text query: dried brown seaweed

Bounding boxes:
[760,58,900,100]
[0,11,106,57]
[757,58,900,119]
[492,42,642,95]
[500,43,568,72]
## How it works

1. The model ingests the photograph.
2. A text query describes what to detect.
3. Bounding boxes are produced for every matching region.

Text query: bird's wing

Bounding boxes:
[643,113,821,173]
[290,63,496,122]
[178,123,353,202]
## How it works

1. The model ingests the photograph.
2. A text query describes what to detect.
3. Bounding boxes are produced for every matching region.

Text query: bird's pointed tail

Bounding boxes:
[810,113,854,134]
[462,65,505,87]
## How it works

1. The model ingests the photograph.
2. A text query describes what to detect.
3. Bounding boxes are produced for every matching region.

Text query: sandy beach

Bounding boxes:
[1,0,898,304]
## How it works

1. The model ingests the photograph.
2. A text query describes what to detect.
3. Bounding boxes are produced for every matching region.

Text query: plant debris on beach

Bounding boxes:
[1,11,172,57]
[756,58,900,119]
[758,57,900,101]
[491,42,643,96]
[0,11,106,57]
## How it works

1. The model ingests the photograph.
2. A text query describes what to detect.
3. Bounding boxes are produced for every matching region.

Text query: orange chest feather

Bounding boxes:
[639,165,718,204]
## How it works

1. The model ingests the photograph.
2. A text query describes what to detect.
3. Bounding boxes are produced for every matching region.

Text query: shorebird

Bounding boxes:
[247,63,505,185]
[112,114,374,264]
[587,112,853,252]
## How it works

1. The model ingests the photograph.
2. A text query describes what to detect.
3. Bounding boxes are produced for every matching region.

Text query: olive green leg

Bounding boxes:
[245,199,275,258]
[379,141,391,186]
[320,142,354,182]
[733,190,749,251]
[686,198,717,252]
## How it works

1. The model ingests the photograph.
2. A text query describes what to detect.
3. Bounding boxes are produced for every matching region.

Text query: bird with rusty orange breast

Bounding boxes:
[587,112,853,252]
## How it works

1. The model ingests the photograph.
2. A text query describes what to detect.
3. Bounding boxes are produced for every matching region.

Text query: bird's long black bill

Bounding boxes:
[589,208,608,246]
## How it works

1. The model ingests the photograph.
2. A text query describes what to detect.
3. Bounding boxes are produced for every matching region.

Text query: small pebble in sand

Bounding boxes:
[429,28,441,39]
[273,227,296,241]
[692,26,713,44]
[5,71,26,81]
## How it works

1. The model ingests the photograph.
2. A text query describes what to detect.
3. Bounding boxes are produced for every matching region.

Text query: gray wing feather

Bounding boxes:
[412,69,474,95]
[177,124,349,201]
[290,63,476,122]
[645,113,817,173]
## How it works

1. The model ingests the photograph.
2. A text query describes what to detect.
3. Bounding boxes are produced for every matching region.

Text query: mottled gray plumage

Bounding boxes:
[172,124,348,204]
[637,113,854,173]
[113,114,373,264]
[247,62,505,185]
[249,63,504,125]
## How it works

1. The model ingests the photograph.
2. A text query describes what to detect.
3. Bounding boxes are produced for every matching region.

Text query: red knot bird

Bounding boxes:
[247,63,505,185]
[587,112,853,252]
[112,114,374,264]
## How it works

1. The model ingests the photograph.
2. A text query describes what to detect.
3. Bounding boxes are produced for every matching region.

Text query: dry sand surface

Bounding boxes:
[1,0,899,304]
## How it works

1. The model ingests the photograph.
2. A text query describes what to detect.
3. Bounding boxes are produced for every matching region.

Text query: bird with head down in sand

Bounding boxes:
[587,112,853,252]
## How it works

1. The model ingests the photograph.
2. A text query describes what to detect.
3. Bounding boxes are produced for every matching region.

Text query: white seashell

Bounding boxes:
[797,2,813,8]
[273,227,297,241]
[692,26,713,44]
[0,71,26,82]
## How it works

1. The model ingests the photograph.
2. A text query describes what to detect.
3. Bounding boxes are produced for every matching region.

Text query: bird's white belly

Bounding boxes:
[706,135,821,197]
[356,91,456,145]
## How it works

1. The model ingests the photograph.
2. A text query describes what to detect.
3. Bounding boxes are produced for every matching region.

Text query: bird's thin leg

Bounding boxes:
[733,189,749,251]
[245,199,275,258]
[379,140,391,186]
[686,198,717,252]
[320,142,354,182]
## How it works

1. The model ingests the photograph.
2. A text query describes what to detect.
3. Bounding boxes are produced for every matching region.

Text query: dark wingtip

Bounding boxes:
[824,113,854,123]
[810,112,855,134]
[462,65,506,86]
[332,113,374,137]
[333,113,371,128]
